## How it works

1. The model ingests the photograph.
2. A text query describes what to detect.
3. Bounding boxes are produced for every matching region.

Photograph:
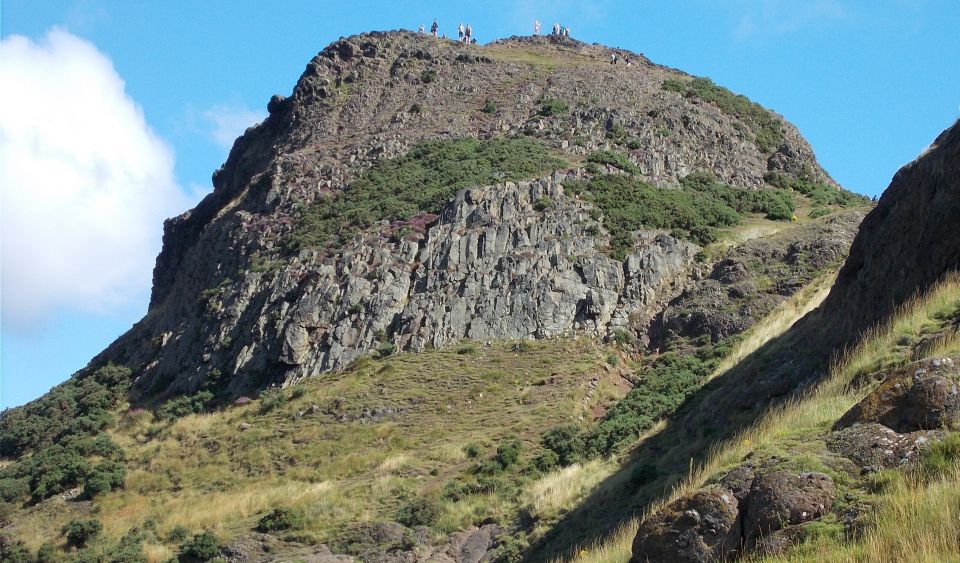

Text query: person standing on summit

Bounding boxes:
[458,23,465,42]
[430,19,439,37]
[534,20,541,35]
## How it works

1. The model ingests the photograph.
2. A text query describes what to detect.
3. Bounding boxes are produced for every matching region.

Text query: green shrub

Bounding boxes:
[586,150,640,175]
[375,342,395,359]
[409,103,422,114]
[258,388,286,414]
[0,534,31,563]
[62,519,103,548]
[420,69,437,83]
[565,176,741,258]
[533,197,553,211]
[541,425,584,467]
[763,172,868,207]
[83,460,126,498]
[257,507,304,532]
[155,391,214,421]
[679,172,795,220]
[538,99,569,117]
[495,439,523,468]
[809,206,831,219]
[166,525,190,543]
[179,531,221,562]
[35,543,57,563]
[481,99,497,113]
[396,497,441,527]
[530,450,560,473]
[0,478,28,502]
[663,77,784,153]
[463,443,482,458]
[630,463,659,488]
[584,352,717,456]
[285,139,565,253]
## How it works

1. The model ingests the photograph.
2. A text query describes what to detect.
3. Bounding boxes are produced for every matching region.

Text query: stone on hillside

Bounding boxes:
[718,463,755,504]
[826,422,939,472]
[743,471,835,540]
[630,487,740,563]
[752,524,809,557]
[834,356,958,432]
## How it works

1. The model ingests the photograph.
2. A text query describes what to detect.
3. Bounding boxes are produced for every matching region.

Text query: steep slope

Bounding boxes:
[564,122,960,562]
[86,31,846,402]
[815,120,960,349]
[0,30,874,563]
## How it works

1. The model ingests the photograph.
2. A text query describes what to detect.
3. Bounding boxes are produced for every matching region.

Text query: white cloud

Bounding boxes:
[202,103,264,149]
[0,28,191,328]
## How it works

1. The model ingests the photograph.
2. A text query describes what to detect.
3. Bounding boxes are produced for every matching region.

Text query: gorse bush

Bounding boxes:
[83,460,126,498]
[0,365,130,502]
[285,138,565,252]
[257,507,304,532]
[155,391,214,421]
[539,335,742,462]
[396,497,441,527]
[764,171,869,207]
[62,519,103,548]
[538,98,569,117]
[586,150,640,174]
[663,77,784,153]
[679,172,796,221]
[179,531,221,562]
[565,176,740,258]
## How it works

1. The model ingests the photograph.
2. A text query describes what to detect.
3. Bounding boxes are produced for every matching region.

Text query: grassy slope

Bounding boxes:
[570,274,960,562]
[6,339,629,559]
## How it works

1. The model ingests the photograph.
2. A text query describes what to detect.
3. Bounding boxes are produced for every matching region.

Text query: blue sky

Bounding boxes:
[1,0,958,409]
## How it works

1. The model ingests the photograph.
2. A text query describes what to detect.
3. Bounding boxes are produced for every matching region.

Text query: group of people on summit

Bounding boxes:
[418,19,476,43]
[417,19,573,43]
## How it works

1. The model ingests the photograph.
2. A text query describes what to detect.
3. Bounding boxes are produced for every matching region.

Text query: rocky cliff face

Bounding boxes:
[816,120,960,347]
[92,31,839,399]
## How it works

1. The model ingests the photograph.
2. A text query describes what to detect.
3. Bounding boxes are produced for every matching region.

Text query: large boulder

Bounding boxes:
[631,487,741,563]
[834,357,959,433]
[826,422,940,472]
[743,471,835,540]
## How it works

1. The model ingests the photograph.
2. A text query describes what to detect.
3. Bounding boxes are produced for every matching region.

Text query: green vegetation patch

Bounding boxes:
[285,138,565,253]
[586,150,640,175]
[680,172,796,220]
[539,337,741,462]
[0,364,131,502]
[663,77,785,153]
[765,172,870,207]
[565,175,742,257]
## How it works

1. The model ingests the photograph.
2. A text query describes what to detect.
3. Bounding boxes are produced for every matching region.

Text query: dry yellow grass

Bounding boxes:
[522,459,617,525]
[711,271,837,380]
[571,272,960,563]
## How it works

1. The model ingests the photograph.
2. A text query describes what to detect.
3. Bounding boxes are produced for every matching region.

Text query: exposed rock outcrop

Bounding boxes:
[815,120,960,351]
[85,30,844,400]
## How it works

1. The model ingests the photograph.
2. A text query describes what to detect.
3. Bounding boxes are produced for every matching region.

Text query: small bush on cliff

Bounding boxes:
[586,150,640,174]
[538,98,569,117]
[286,138,565,253]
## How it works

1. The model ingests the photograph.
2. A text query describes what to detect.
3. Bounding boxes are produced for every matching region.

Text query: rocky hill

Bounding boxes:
[0,30,898,563]
[89,31,848,402]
